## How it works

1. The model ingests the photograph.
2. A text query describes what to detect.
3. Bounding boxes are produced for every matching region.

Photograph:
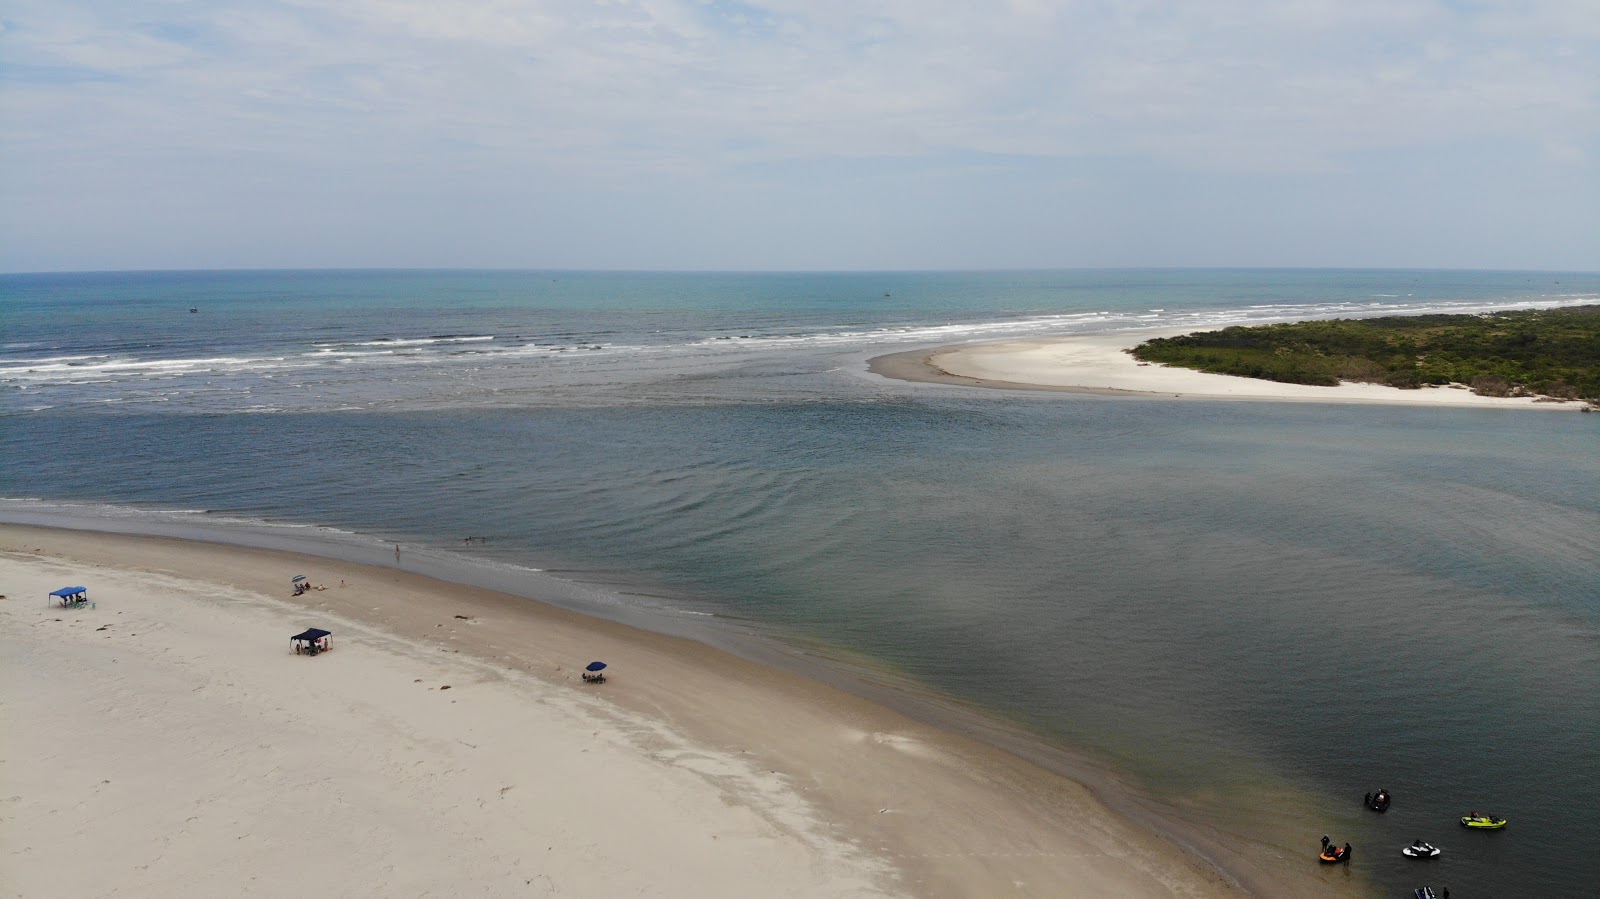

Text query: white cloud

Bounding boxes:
[10,0,1595,168]
[2,0,1596,269]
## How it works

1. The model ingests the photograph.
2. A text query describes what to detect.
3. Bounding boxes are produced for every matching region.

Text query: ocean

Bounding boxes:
[4,268,1598,896]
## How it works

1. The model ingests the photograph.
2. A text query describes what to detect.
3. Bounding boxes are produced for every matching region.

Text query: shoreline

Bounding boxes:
[867,328,1593,408]
[0,523,1347,897]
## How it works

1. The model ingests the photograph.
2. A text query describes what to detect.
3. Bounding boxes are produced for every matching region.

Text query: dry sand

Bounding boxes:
[869,329,1591,408]
[0,524,1300,898]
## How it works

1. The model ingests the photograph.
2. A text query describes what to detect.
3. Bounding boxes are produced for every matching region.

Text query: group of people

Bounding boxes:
[1319,835,1352,860]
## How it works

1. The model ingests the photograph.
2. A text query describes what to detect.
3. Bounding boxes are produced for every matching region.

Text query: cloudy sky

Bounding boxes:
[2,0,1596,272]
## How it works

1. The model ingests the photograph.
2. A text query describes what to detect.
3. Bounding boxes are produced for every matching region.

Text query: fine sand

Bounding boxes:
[0,524,1344,898]
[869,328,1592,408]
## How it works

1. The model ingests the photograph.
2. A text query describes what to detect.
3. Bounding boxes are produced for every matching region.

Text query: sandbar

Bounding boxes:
[869,328,1592,408]
[1,524,1328,897]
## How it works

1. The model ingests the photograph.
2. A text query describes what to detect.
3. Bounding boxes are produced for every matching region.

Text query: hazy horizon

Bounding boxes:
[3,1,1596,274]
[6,264,1600,278]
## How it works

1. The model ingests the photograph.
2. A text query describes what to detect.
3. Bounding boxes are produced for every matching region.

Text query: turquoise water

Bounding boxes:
[4,269,1598,895]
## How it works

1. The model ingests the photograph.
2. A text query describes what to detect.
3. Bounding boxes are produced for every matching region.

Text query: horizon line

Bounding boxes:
[5,264,1598,278]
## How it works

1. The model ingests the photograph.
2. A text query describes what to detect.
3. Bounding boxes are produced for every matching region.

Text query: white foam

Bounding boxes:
[334,336,497,348]
[2,353,115,365]
[0,355,269,381]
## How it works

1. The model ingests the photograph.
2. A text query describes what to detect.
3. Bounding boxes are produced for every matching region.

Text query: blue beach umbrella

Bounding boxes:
[292,575,308,584]
[585,661,607,672]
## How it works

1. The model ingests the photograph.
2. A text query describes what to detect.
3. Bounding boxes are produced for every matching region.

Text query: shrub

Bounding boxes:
[1129,306,1600,402]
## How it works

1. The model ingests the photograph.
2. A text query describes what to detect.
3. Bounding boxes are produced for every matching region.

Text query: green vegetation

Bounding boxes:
[1129,305,1600,405]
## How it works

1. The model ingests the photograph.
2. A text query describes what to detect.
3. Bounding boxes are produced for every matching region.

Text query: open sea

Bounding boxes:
[4,269,1598,896]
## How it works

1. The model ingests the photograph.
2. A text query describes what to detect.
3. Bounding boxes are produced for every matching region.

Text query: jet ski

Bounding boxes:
[1365,789,1391,812]
[1317,838,1351,864]
[1414,888,1438,899]
[1318,847,1349,864]
[1460,813,1507,829]
[1402,840,1441,858]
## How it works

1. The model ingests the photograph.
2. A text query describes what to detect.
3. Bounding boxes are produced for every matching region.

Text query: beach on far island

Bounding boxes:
[1,523,1317,898]
[868,328,1592,409]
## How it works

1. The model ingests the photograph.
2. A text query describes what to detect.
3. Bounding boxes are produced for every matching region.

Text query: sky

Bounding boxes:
[1,0,1596,273]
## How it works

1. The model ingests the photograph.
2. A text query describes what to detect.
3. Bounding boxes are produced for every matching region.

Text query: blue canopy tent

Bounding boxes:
[49,586,92,608]
[582,661,607,683]
[292,628,332,656]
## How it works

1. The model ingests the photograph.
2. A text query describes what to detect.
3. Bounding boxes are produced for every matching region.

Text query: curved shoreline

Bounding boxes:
[1,521,1346,897]
[868,328,1592,409]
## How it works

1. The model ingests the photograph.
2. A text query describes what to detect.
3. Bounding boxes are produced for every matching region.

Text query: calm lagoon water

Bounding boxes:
[4,269,1598,895]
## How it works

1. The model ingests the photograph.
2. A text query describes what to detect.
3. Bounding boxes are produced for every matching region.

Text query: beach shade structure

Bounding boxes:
[291,575,309,595]
[49,586,92,608]
[291,628,332,656]
[582,661,607,683]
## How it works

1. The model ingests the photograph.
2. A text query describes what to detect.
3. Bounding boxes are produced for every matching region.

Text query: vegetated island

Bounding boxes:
[1129,305,1600,406]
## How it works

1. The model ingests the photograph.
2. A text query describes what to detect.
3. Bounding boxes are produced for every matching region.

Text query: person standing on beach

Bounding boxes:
[395,545,401,564]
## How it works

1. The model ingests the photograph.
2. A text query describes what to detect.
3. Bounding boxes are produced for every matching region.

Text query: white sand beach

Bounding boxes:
[869,329,1591,408]
[0,525,1314,898]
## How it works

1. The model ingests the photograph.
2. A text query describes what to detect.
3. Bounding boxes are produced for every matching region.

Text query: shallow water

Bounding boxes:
[4,269,1598,895]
